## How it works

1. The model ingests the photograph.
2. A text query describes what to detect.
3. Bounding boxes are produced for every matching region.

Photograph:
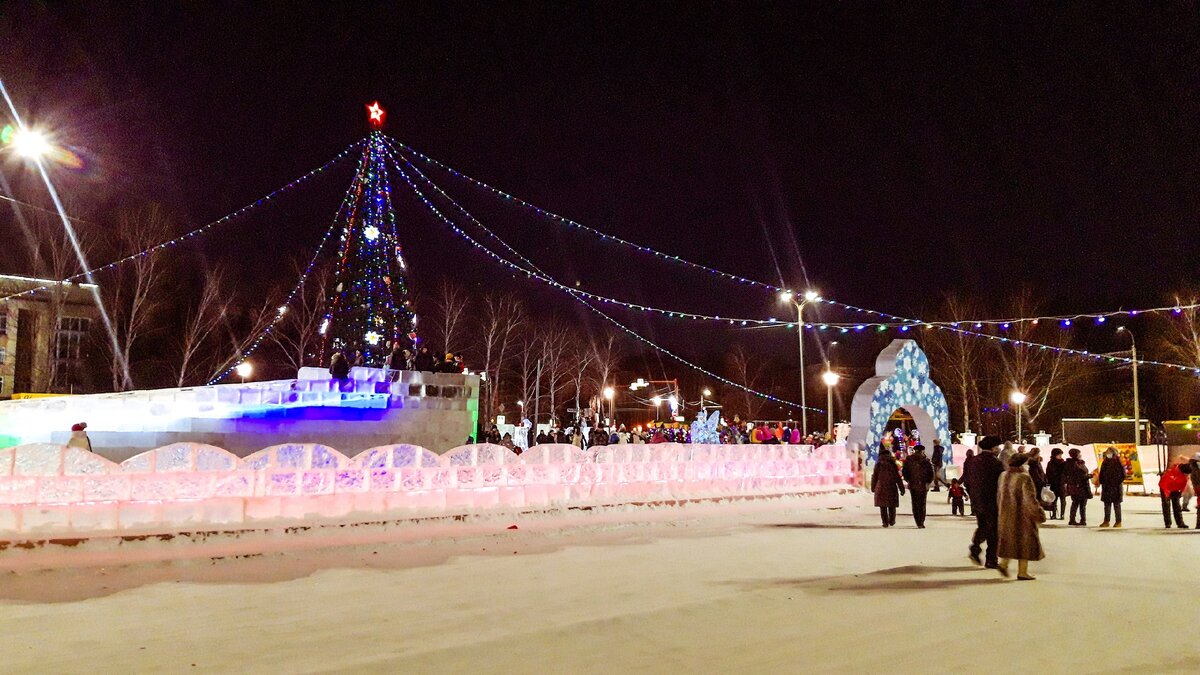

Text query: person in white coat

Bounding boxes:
[514,417,531,452]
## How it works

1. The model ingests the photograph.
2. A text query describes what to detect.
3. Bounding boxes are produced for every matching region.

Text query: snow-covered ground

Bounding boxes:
[0,491,1196,673]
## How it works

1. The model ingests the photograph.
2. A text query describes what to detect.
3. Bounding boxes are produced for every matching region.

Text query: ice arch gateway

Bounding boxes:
[847,339,951,462]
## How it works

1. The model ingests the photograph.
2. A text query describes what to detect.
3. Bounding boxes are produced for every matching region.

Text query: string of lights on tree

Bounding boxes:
[318,128,417,366]
[382,134,1200,375]
[387,135,1200,333]
[383,142,819,411]
[208,147,371,384]
[0,139,364,304]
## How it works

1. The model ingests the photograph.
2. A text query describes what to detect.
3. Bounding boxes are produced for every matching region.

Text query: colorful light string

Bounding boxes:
[1,139,364,303]
[384,143,821,411]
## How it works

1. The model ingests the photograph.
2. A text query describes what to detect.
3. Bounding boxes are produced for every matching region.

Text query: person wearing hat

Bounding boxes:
[67,423,92,452]
[1045,448,1067,520]
[1158,458,1190,529]
[930,439,948,492]
[901,444,935,528]
[996,453,1045,580]
[965,436,1005,568]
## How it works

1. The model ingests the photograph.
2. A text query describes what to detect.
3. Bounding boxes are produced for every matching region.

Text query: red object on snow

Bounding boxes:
[507,525,519,530]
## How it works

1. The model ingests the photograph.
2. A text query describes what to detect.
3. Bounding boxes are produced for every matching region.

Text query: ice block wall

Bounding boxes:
[0,442,857,536]
[0,368,479,460]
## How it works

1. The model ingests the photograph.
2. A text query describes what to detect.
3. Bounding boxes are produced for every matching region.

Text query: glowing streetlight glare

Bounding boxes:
[517,400,524,407]
[603,386,615,400]
[803,290,820,302]
[11,128,50,159]
[668,395,679,408]
[651,395,662,406]
[822,370,841,387]
[235,362,253,379]
[1009,390,1027,406]
[778,290,794,303]
[702,388,712,397]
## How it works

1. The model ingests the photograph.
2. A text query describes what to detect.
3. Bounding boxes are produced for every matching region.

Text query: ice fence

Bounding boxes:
[0,442,856,535]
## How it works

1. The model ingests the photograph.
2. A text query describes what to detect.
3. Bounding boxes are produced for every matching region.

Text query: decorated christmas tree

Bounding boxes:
[320,103,417,365]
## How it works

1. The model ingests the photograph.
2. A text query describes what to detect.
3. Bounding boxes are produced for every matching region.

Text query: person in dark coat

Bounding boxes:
[329,352,350,380]
[901,444,935,528]
[930,440,948,492]
[961,448,977,514]
[414,346,437,372]
[1064,448,1092,526]
[1045,448,1067,520]
[965,436,1004,568]
[1027,447,1047,495]
[870,448,904,527]
[1098,447,1126,528]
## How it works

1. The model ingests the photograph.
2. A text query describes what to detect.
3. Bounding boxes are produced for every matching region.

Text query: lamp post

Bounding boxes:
[700,388,712,415]
[821,370,840,436]
[1009,390,1027,443]
[603,386,616,427]
[780,289,820,436]
[1117,326,1141,446]
[651,395,662,422]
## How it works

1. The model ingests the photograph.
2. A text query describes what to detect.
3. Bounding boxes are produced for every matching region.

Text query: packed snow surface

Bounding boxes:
[0,491,1195,673]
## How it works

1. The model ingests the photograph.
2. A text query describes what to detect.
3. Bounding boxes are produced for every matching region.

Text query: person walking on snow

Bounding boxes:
[901,444,935,528]
[870,448,903,527]
[966,436,1004,569]
[1098,447,1126,528]
[996,453,1045,581]
[1064,448,1092,526]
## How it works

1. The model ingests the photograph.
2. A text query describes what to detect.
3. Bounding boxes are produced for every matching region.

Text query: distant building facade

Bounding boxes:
[0,274,100,399]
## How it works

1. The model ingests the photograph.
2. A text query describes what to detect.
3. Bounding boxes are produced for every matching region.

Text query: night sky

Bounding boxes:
[3,2,1200,398]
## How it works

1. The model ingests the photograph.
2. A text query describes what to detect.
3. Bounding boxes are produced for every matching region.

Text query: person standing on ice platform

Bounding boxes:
[966,436,1004,569]
[870,448,903,527]
[901,444,934,528]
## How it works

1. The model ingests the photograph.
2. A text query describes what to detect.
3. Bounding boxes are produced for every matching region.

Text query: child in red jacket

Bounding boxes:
[947,478,968,516]
[1159,461,1190,529]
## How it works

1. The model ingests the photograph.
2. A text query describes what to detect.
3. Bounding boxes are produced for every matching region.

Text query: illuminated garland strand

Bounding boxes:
[384,136,1200,376]
[1,139,364,303]
[385,146,820,412]
[386,135,785,292]
[387,136,1200,332]
[377,143,783,325]
[207,145,370,385]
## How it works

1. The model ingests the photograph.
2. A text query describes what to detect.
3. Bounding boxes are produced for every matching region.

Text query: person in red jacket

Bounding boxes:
[1159,461,1190,529]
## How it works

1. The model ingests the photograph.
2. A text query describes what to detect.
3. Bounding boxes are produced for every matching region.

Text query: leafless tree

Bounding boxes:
[994,289,1085,434]
[725,344,769,420]
[268,259,329,374]
[205,293,281,384]
[176,266,232,386]
[515,330,541,420]
[1158,293,1200,368]
[104,205,175,391]
[476,292,525,423]
[427,280,472,356]
[569,335,598,422]
[923,293,988,431]
[31,222,88,391]
[587,330,624,396]
[537,319,575,425]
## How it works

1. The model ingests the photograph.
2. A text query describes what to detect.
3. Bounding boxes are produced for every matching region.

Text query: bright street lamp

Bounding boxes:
[603,386,616,426]
[235,361,253,384]
[1117,326,1141,446]
[1009,390,1027,442]
[10,128,50,159]
[821,371,841,435]
[780,288,821,436]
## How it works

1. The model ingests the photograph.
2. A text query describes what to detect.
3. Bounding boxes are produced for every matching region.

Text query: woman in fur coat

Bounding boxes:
[997,453,1045,580]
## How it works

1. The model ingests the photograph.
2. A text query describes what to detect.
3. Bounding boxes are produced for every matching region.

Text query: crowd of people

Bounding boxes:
[327,342,467,380]
[478,414,840,454]
[871,435,1200,582]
